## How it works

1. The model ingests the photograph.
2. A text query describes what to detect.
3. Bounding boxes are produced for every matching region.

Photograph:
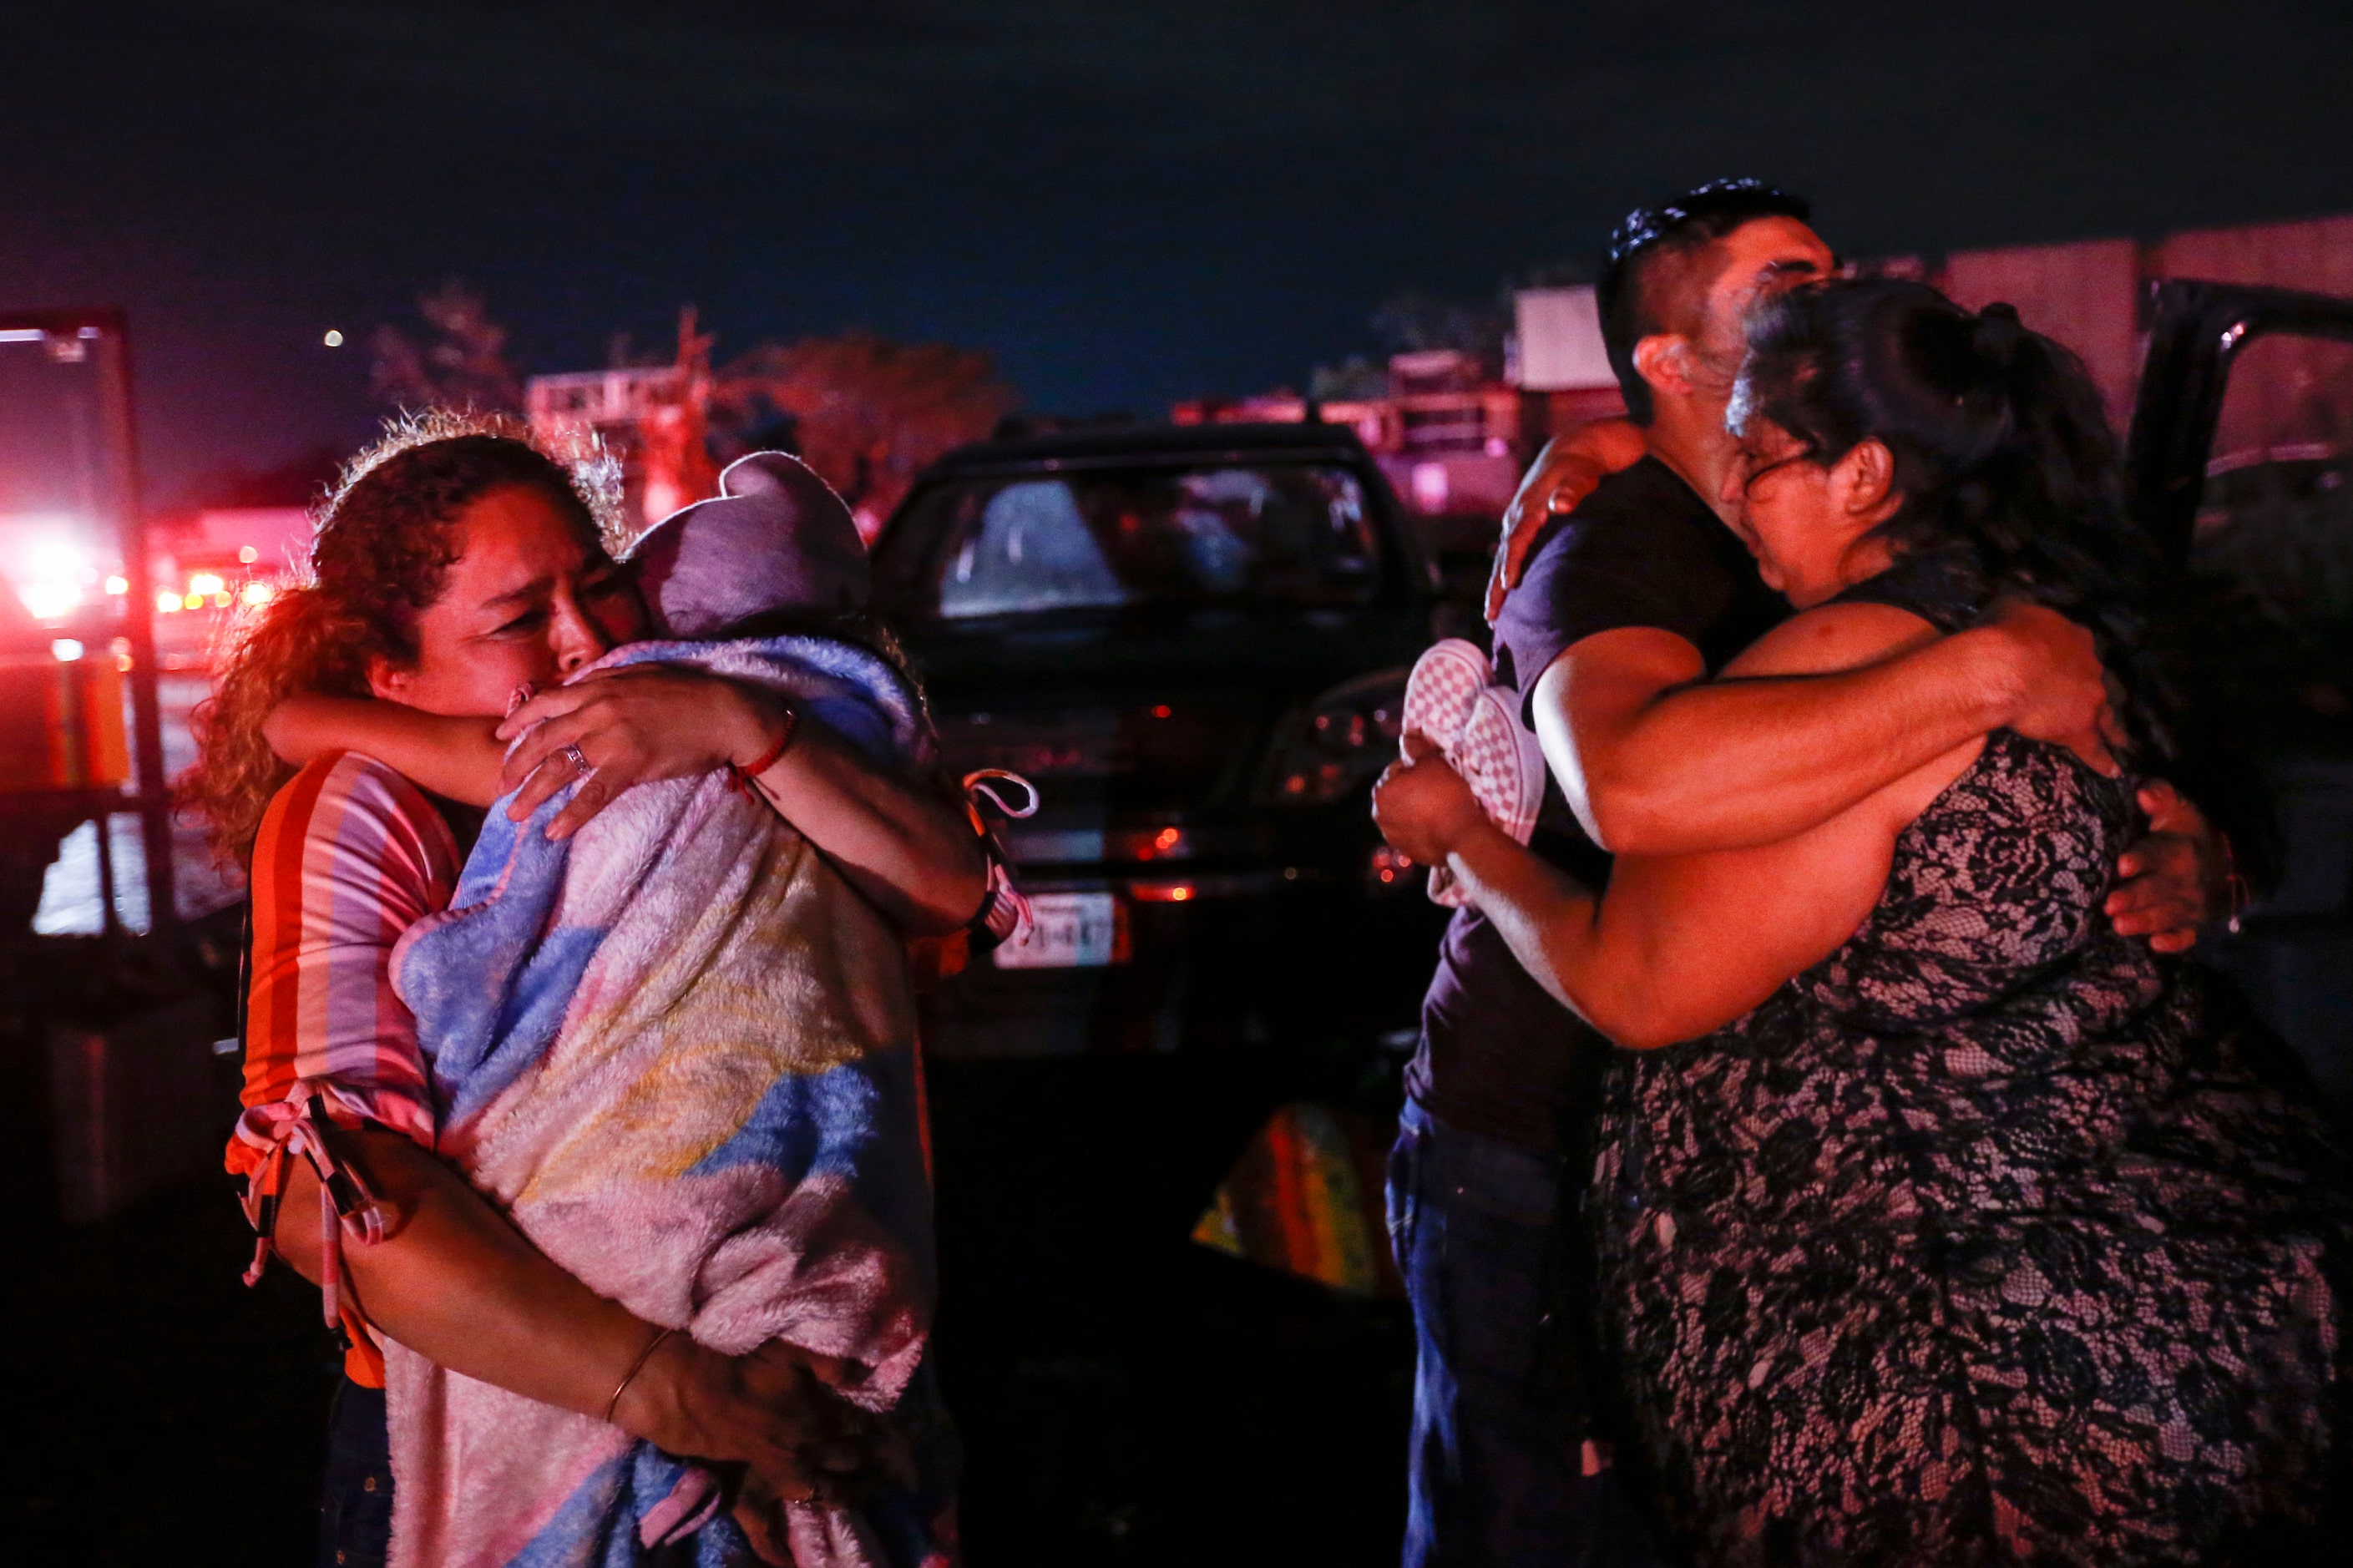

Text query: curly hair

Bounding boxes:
[185,410,622,862]
[1729,278,2183,766]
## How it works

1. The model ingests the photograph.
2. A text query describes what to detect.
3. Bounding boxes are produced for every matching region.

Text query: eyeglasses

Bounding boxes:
[1738,448,1815,495]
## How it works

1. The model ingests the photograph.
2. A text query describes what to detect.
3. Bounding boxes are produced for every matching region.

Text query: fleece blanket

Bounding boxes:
[385,636,954,1568]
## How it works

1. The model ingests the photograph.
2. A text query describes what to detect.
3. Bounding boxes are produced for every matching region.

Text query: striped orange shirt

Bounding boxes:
[228,751,460,1383]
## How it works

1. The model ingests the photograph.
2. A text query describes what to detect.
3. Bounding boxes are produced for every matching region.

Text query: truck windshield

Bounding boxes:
[873,463,1384,620]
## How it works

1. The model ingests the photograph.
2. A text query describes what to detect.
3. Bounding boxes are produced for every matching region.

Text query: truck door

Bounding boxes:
[2128,280,2353,1108]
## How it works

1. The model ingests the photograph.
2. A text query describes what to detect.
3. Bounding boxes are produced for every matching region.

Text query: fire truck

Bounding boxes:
[0,312,172,943]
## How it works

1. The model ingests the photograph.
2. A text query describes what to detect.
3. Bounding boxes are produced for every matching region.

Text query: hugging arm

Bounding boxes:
[727,705,990,935]
[497,667,987,934]
[266,695,506,804]
[269,1130,873,1504]
[1536,599,2112,857]
[270,672,989,935]
[1485,419,1649,622]
[1444,767,2222,1039]
[1439,810,1898,1049]
[1379,603,1983,1047]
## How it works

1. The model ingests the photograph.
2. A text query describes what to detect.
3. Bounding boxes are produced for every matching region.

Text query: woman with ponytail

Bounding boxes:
[190,413,985,1565]
[1375,279,2352,1562]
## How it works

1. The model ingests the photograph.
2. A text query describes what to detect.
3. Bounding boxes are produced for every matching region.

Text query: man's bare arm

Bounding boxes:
[1541,603,2114,857]
[2108,781,2229,951]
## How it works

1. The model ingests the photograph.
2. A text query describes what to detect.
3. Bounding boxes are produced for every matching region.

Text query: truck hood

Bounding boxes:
[903,604,1424,817]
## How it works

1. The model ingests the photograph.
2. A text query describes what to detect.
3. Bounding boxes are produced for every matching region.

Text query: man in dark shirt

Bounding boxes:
[1411,456,1787,1155]
[1384,180,2217,1568]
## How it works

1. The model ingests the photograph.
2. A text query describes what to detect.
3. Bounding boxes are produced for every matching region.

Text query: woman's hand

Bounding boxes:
[1373,732,1492,868]
[495,665,781,838]
[497,658,989,930]
[727,1379,915,1567]
[731,1469,797,1565]
[273,1127,886,1505]
[615,1336,883,1510]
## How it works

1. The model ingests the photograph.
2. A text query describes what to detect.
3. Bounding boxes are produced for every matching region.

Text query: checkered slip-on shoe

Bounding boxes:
[1401,638,1490,754]
[1414,674,1550,910]
[1404,640,1493,908]
[1455,685,1547,847]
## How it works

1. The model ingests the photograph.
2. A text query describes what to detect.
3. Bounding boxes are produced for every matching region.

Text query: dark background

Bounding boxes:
[6,1,2353,501]
[10,4,2353,1561]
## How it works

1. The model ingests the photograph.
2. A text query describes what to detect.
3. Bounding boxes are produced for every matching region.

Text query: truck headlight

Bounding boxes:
[1258,670,1408,806]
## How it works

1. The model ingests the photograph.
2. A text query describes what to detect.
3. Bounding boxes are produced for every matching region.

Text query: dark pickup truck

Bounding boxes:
[872,417,1445,1069]
[868,419,1445,1554]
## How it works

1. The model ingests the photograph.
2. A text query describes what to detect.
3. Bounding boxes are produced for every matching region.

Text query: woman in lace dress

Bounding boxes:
[1374,277,2351,1564]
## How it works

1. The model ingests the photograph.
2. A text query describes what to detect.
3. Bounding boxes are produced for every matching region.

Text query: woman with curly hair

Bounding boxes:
[190,414,987,1566]
[1374,279,2353,1563]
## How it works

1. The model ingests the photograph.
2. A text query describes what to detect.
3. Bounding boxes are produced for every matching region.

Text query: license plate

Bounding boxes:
[994,891,1127,969]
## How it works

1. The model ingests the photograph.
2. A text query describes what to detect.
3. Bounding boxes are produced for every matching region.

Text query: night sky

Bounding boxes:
[8,0,2353,501]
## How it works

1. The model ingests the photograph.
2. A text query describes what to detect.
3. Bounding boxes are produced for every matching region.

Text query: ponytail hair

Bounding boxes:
[1730,278,2182,764]
[185,411,621,862]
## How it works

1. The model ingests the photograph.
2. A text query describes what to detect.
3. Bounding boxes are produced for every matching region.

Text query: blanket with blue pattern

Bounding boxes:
[384,636,954,1568]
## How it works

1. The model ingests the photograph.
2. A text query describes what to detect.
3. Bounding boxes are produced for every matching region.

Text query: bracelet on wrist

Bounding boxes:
[732,706,800,783]
[605,1325,677,1426]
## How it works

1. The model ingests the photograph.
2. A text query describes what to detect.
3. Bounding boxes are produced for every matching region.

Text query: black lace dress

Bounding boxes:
[1589,560,2353,1565]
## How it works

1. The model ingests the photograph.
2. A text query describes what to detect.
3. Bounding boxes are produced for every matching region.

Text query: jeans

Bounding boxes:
[1386,1099,1659,1568]
[317,1378,392,1568]
[311,1376,738,1567]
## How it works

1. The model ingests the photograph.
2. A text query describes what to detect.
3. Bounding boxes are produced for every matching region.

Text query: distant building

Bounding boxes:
[1179,211,2353,530]
[1942,215,2353,458]
[525,364,714,539]
[1176,291,1627,528]
[1511,284,1613,394]
[1175,345,1591,528]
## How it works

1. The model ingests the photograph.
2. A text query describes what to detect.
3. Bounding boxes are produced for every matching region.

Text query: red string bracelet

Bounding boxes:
[728,705,799,797]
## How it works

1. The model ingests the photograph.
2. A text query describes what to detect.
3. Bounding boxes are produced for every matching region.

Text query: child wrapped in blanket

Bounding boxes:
[265,453,970,1568]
